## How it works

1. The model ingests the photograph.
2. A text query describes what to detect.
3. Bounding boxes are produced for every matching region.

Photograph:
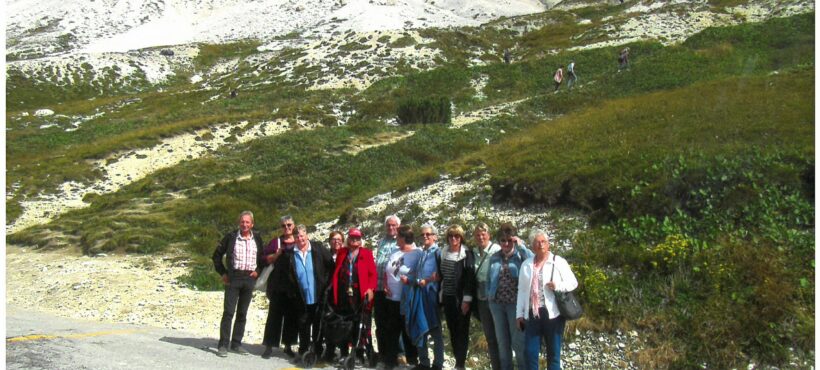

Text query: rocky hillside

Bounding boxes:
[5,0,815,368]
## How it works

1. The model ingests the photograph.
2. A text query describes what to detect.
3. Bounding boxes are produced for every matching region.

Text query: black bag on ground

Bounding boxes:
[324,310,354,346]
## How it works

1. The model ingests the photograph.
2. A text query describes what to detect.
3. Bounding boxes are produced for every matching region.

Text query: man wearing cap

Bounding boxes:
[212,210,265,357]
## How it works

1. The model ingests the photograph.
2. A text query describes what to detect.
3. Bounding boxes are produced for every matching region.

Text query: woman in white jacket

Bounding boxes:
[515,229,578,370]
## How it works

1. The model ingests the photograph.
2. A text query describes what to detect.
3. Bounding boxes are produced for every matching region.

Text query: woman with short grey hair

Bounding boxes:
[516,229,578,370]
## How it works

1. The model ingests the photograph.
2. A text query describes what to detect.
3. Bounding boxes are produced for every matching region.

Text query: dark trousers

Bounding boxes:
[281,297,299,347]
[477,299,501,370]
[263,295,287,347]
[218,272,254,348]
[442,295,471,367]
[297,304,321,354]
[374,292,389,358]
[379,298,419,366]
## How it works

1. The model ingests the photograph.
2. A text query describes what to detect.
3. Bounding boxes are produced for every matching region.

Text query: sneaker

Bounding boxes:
[217,346,228,357]
[230,345,249,355]
[398,355,408,366]
[262,346,273,359]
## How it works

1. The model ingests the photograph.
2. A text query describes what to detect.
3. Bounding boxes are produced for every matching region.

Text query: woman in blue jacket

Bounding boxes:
[487,223,533,370]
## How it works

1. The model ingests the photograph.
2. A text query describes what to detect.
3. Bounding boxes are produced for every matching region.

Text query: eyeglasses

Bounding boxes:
[281,223,294,228]
[349,237,362,241]
[499,238,515,244]
[422,233,435,237]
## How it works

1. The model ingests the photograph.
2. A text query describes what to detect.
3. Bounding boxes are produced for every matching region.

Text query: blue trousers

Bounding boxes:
[416,324,445,367]
[523,308,565,370]
[490,302,526,370]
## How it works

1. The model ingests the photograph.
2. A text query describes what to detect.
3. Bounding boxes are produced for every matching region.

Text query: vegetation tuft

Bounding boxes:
[396,96,452,125]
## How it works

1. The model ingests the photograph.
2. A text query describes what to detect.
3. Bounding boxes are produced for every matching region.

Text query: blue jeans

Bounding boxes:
[523,308,565,370]
[417,324,445,367]
[490,302,526,370]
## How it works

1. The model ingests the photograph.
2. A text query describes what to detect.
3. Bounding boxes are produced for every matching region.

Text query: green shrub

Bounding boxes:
[396,96,452,125]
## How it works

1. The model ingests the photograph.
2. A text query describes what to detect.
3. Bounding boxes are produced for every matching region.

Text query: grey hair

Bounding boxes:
[420,223,438,235]
[385,214,401,225]
[238,211,254,223]
[528,228,549,246]
[280,215,294,223]
[295,224,308,235]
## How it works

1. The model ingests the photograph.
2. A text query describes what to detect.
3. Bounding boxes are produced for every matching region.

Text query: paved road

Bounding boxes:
[6,306,335,370]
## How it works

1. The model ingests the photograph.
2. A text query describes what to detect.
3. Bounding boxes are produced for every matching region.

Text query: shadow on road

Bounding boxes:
[159,337,266,357]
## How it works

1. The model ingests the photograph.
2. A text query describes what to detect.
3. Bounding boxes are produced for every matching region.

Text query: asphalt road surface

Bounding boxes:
[6,306,335,370]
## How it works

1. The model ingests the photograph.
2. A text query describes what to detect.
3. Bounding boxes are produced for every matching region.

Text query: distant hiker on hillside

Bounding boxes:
[566,60,577,89]
[212,211,265,357]
[503,49,511,64]
[618,47,630,72]
[553,65,564,93]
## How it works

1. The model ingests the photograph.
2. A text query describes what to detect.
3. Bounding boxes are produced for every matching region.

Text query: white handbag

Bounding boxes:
[254,264,274,291]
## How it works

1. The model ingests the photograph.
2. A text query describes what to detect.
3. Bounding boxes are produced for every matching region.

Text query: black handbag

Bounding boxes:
[550,255,583,320]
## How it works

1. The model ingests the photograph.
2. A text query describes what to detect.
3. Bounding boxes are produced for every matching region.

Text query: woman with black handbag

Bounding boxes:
[515,229,578,370]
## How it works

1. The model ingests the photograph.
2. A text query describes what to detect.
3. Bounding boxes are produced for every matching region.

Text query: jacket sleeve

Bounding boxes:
[462,251,477,304]
[213,233,230,276]
[255,233,266,274]
[516,261,532,320]
[555,256,579,293]
[364,250,378,292]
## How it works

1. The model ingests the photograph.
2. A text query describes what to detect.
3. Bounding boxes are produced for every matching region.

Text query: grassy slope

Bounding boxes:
[5,9,814,368]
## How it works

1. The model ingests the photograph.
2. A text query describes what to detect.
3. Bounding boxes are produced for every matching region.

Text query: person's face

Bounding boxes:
[238,215,253,234]
[295,231,309,247]
[347,236,362,249]
[532,234,550,257]
[281,220,295,236]
[447,233,462,248]
[421,228,437,247]
[473,230,490,248]
[385,219,399,238]
[499,236,515,254]
[329,234,343,251]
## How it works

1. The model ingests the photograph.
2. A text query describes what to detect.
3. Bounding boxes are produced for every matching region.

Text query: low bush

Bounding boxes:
[396,96,451,125]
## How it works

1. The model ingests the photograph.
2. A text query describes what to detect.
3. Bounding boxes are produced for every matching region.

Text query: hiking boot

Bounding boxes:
[217,346,228,357]
[262,346,273,359]
[283,346,296,358]
[230,345,249,355]
[398,355,408,366]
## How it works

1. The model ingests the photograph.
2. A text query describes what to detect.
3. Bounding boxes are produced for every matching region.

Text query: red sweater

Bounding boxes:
[332,247,377,307]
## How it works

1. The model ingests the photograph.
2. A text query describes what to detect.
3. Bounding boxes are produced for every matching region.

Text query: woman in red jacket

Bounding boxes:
[325,228,376,363]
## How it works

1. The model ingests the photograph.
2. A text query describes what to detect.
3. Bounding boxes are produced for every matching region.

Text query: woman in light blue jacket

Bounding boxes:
[515,229,578,370]
[487,222,533,370]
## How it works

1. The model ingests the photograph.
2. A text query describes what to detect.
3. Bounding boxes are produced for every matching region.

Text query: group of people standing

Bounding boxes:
[213,211,579,370]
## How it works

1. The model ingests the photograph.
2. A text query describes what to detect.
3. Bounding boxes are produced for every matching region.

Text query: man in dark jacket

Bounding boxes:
[279,224,334,360]
[212,210,265,357]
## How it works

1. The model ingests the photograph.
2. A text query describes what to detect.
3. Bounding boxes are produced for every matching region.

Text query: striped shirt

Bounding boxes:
[375,238,398,291]
[232,231,258,271]
[440,248,465,297]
